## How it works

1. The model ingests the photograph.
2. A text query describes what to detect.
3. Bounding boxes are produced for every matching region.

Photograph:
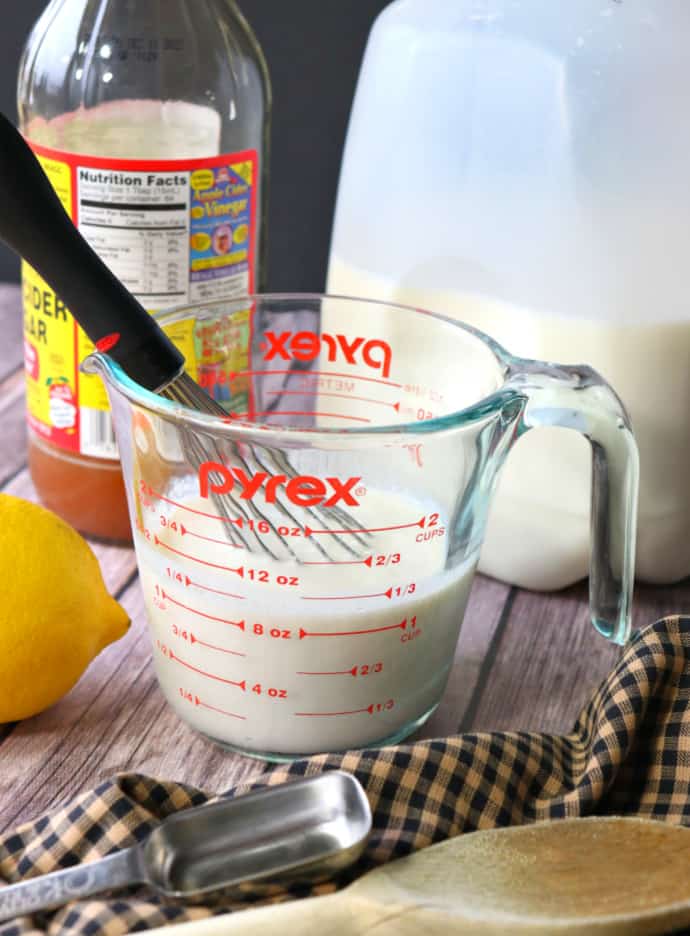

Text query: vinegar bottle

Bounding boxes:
[18,0,271,541]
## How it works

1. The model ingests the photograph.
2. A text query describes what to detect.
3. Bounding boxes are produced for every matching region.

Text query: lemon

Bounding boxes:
[0,494,130,722]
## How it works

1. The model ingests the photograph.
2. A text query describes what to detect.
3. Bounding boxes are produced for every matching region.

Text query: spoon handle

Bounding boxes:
[0,112,184,391]
[0,847,143,922]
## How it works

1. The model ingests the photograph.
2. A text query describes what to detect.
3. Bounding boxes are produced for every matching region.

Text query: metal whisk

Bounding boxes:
[0,113,368,559]
[163,372,370,560]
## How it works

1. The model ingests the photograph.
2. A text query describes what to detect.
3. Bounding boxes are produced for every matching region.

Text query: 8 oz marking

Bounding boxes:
[253,623,293,640]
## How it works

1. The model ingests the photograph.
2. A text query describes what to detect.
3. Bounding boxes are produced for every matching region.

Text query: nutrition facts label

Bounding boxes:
[77,169,191,307]
[23,144,258,460]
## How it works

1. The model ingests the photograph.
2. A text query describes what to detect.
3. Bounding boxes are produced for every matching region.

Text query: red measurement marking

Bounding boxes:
[185,576,245,600]
[145,485,242,528]
[154,537,242,572]
[305,517,426,537]
[227,410,372,424]
[269,389,401,411]
[303,556,372,567]
[190,633,245,657]
[297,666,359,677]
[161,590,245,630]
[299,618,408,639]
[295,705,375,717]
[168,650,246,690]
[181,526,244,550]
[301,587,393,602]
[305,556,401,568]
[229,368,403,389]
[195,697,246,720]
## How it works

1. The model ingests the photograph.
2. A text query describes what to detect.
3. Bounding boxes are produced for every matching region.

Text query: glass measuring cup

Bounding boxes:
[84,295,638,760]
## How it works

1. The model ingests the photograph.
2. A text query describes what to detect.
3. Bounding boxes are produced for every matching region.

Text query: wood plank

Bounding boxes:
[417,574,511,738]
[1,470,137,598]
[468,577,690,734]
[0,285,21,382]
[0,580,266,832]
[0,353,136,594]
[0,551,510,830]
[0,369,27,487]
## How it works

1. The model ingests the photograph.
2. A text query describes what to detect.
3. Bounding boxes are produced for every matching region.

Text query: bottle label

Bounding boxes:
[22,144,258,459]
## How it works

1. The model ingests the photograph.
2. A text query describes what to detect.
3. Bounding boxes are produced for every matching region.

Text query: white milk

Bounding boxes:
[328,256,690,587]
[135,488,477,756]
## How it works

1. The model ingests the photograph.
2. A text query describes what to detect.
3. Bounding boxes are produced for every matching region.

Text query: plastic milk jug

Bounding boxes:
[328,0,690,588]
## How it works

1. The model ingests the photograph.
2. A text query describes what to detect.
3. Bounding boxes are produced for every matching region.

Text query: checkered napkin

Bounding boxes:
[1,615,690,936]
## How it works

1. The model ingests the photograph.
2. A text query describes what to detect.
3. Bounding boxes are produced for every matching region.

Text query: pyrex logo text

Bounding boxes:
[261,331,393,379]
[199,462,362,508]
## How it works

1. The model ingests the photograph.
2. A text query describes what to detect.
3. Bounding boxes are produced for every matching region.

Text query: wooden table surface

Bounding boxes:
[2,285,690,835]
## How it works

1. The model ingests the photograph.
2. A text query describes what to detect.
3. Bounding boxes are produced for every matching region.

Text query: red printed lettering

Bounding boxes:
[286,476,327,506]
[198,461,233,498]
[324,476,360,507]
[337,334,365,366]
[261,330,393,378]
[290,331,321,360]
[231,467,266,500]
[263,331,292,361]
[264,475,288,503]
[362,340,392,378]
[198,463,362,508]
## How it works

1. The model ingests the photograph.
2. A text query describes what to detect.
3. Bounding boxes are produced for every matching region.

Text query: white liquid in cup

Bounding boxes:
[328,255,689,588]
[135,488,476,756]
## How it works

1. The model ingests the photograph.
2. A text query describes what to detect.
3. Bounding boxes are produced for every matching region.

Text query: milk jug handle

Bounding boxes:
[506,361,639,645]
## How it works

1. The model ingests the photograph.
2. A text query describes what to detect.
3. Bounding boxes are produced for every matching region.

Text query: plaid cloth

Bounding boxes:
[1,615,690,936]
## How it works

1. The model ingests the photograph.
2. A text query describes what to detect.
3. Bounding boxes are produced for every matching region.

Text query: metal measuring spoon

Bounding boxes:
[0,771,371,923]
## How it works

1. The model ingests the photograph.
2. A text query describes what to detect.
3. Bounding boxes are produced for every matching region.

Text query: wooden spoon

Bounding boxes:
[146,816,690,935]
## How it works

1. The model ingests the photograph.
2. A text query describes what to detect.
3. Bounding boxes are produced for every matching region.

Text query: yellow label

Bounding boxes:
[191,250,248,272]
[162,318,198,383]
[233,161,254,185]
[233,224,249,245]
[23,261,79,446]
[76,329,109,411]
[37,154,72,211]
[22,142,259,458]
[190,169,215,191]
[191,233,212,252]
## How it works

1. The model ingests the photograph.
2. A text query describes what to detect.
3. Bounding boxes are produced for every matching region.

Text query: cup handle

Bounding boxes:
[504,360,639,645]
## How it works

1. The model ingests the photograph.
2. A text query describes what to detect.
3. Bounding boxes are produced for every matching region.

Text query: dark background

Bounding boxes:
[0,0,390,288]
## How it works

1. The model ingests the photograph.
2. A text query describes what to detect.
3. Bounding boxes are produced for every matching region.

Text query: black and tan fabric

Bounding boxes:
[2,615,690,935]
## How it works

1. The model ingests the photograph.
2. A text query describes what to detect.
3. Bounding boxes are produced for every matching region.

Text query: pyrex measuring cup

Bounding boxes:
[84,295,639,760]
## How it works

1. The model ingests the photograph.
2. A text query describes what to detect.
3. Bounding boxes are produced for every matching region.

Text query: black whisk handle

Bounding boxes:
[0,112,184,390]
